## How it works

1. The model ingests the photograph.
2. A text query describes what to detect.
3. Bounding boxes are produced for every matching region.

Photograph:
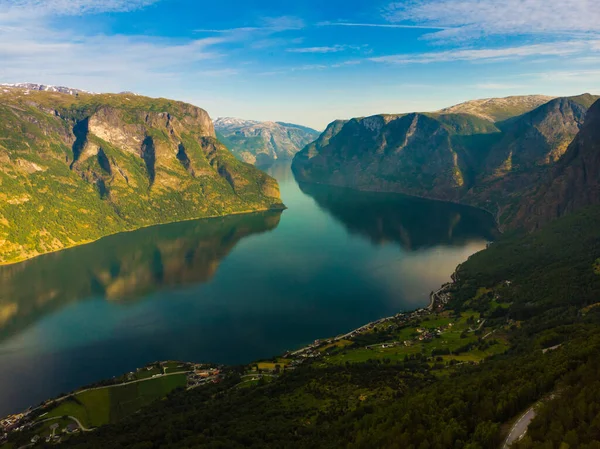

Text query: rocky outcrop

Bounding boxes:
[0,88,283,264]
[214,117,319,165]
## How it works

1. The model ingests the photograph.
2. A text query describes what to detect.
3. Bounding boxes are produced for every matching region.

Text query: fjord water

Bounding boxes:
[0,163,496,415]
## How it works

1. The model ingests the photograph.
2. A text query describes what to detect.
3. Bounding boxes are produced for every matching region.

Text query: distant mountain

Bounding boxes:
[214,117,320,166]
[438,94,555,122]
[1,82,93,96]
[292,94,600,229]
[0,89,283,264]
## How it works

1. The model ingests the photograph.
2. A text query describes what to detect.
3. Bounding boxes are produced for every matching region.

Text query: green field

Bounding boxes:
[43,374,187,428]
[322,310,508,366]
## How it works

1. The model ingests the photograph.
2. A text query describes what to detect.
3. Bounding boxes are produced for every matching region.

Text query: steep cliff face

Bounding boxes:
[509,99,600,230]
[293,94,600,230]
[0,88,283,264]
[292,112,499,201]
[214,117,319,165]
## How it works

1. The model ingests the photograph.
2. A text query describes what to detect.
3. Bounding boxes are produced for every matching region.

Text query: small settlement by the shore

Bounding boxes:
[2,280,512,448]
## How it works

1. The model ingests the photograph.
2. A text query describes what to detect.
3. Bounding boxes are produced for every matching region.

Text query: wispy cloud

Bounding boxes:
[0,0,159,16]
[194,27,260,34]
[385,0,600,41]
[369,41,599,64]
[287,45,362,54]
[318,21,449,30]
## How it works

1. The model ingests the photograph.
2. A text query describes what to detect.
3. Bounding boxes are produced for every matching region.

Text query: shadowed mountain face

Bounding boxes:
[298,182,497,251]
[510,99,600,230]
[293,94,600,230]
[0,211,281,342]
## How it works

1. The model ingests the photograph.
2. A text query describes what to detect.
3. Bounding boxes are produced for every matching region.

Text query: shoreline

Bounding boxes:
[0,205,286,267]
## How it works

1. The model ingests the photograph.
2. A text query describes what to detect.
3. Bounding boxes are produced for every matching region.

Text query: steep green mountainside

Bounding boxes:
[214,117,320,165]
[438,94,555,122]
[0,88,283,264]
[52,205,600,449]
[293,95,600,229]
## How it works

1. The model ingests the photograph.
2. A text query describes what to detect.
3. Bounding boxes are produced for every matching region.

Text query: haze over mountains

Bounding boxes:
[214,117,319,166]
[293,93,600,230]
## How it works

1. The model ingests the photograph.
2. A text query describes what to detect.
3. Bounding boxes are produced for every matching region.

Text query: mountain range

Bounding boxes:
[0,85,283,264]
[214,117,320,166]
[293,93,600,230]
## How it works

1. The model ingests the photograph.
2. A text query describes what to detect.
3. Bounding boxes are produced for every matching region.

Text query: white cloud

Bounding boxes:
[385,0,600,41]
[287,45,361,54]
[0,0,158,16]
[317,21,449,30]
[369,41,599,64]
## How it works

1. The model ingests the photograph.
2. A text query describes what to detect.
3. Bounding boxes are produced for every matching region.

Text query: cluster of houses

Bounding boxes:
[187,366,222,389]
[0,412,27,434]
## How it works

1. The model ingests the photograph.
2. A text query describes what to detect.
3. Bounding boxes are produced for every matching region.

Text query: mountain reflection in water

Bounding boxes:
[297,182,497,251]
[0,211,281,339]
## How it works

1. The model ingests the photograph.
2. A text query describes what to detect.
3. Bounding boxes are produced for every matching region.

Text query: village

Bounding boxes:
[2,283,488,447]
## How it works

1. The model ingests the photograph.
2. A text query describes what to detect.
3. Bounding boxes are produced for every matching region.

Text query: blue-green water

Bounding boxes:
[0,163,496,415]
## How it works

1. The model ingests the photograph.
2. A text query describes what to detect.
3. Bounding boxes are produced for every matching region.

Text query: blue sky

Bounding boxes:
[0,0,599,129]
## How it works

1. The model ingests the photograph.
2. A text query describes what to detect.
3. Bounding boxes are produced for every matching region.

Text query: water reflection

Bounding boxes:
[297,182,497,250]
[0,211,281,340]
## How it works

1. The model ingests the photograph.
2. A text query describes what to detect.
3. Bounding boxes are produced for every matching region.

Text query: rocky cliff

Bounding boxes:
[293,94,600,229]
[509,99,600,230]
[214,117,319,165]
[0,87,283,264]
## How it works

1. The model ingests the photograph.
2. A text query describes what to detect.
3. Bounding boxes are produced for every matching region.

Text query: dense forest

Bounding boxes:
[36,205,600,449]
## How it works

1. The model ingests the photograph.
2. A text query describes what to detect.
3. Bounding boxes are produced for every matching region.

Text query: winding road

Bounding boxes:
[503,406,536,448]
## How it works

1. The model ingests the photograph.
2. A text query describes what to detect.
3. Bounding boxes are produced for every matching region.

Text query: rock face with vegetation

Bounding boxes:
[214,117,319,166]
[293,94,600,229]
[510,98,600,230]
[0,87,283,264]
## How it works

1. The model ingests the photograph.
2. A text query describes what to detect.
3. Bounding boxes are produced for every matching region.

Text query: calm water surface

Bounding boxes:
[0,163,496,415]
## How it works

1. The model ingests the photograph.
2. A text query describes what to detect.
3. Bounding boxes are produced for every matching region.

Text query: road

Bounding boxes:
[30,370,190,414]
[503,406,536,448]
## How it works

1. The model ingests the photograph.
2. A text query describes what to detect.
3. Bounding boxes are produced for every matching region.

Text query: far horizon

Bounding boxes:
[1,0,599,129]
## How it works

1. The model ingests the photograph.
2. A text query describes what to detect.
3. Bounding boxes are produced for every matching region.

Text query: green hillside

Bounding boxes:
[0,88,283,264]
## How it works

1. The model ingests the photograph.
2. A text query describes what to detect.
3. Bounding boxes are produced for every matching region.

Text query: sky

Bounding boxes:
[0,0,599,129]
